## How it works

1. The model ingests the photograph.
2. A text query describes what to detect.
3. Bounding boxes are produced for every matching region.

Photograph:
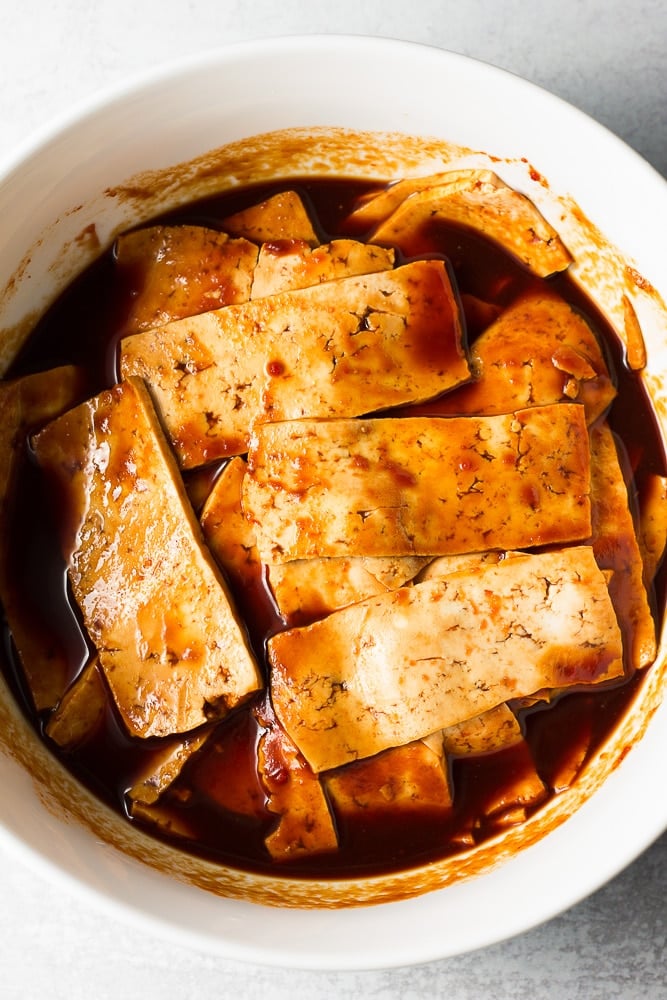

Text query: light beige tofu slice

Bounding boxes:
[45,659,107,749]
[115,225,258,335]
[345,171,470,229]
[325,740,452,818]
[120,259,468,467]
[363,170,572,277]
[431,290,616,425]
[250,239,394,298]
[32,377,262,738]
[589,421,656,669]
[269,546,624,772]
[638,473,667,586]
[416,551,508,582]
[222,191,320,246]
[441,703,523,756]
[0,365,86,710]
[267,554,429,622]
[127,728,211,807]
[256,701,338,861]
[244,404,592,563]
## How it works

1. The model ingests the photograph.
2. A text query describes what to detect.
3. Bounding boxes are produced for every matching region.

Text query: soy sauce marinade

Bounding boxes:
[3,178,664,878]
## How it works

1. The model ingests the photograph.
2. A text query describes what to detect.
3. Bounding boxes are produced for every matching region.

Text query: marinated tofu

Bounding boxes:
[244,404,592,563]
[250,239,394,298]
[0,365,86,710]
[45,659,107,750]
[127,728,211,807]
[120,259,469,467]
[256,702,338,861]
[325,740,452,819]
[638,473,667,585]
[430,290,616,425]
[441,703,523,756]
[269,546,624,772]
[115,225,258,334]
[355,170,572,277]
[589,421,656,669]
[222,191,320,246]
[32,377,262,738]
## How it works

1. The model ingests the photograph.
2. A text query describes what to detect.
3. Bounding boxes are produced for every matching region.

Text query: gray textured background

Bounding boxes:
[0,1,665,996]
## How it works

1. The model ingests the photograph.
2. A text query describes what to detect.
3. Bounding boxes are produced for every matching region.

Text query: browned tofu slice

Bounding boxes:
[115,225,258,334]
[120,259,469,467]
[325,740,452,818]
[441,703,523,756]
[32,377,262,738]
[222,191,320,246]
[250,239,394,298]
[256,701,338,861]
[244,404,592,563]
[127,728,211,807]
[268,554,430,622]
[362,170,572,277]
[44,659,107,749]
[269,546,624,772]
[430,290,616,425]
[200,457,427,622]
[589,421,656,669]
[0,365,86,710]
[638,473,667,586]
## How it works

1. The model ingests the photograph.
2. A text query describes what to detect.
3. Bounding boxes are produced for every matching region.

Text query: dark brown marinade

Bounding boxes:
[2,177,665,880]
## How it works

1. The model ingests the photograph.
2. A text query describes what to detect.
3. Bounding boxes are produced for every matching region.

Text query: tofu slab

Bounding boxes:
[222,191,320,246]
[359,170,572,277]
[115,225,258,334]
[441,703,523,756]
[120,259,469,467]
[44,659,107,750]
[0,365,87,710]
[638,473,667,586]
[33,377,262,738]
[256,701,338,861]
[250,239,394,299]
[244,404,592,563]
[430,290,616,425]
[269,546,624,772]
[589,421,656,669]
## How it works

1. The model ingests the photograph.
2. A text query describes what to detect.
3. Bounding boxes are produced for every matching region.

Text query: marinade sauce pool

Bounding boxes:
[2,178,665,879]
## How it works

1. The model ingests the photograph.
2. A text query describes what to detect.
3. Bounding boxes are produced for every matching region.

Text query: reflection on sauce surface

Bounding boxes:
[2,178,665,879]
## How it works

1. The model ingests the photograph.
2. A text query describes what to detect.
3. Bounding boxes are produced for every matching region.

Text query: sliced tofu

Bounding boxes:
[256,701,338,861]
[127,728,211,807]
[325,740,452,818]
[589,421,656,669]
[120,259,469,467]
[360,170,572,277]
[269,546,624,772]
[430,290,616,425]
[0,365,86,710]
[45,658,107,750]
[250,239,394,299]
[115,225,258,334]
[638,473,667,586]
[201,456,427,621]
[441,703,523,756]
[244,404,592,563]
[222,191,320,246]
[268,554,429,622]
[32,377,262,738]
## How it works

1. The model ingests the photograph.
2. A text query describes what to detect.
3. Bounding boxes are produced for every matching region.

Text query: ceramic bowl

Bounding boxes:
[0,35,665,970]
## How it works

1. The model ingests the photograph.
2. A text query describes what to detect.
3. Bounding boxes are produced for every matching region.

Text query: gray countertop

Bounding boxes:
[0,1,665,996]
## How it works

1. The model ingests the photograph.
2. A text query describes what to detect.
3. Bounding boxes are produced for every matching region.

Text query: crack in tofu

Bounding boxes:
[119,259,468,467]
[269,546,624,772]
[32,377,262,738]
[243,404,592,563]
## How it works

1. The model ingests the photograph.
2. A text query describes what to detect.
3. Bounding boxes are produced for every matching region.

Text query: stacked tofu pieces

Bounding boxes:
[3,174,663,865]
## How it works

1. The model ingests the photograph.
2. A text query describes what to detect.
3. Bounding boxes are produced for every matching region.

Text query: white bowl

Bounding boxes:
[0,35,665,970]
